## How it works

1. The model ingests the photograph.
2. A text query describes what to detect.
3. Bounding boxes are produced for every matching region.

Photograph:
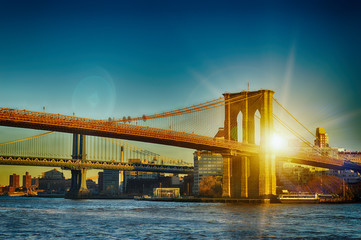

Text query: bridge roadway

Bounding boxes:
[1,152,360,174]
[0,108,258,155]
[277,153,361,173]
[277,154,344,169]
[2,108,360,173]
[0,156,193,174]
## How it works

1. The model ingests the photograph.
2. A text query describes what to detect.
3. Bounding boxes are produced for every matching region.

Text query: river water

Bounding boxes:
[0,197,360,239]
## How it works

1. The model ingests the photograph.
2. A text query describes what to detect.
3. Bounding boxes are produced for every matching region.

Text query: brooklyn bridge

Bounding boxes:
[0,89,360,199]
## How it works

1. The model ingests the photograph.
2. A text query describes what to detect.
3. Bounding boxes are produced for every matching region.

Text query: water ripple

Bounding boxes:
[0,197,360,239]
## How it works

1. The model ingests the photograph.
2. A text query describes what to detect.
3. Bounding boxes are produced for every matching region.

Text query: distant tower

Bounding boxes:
[193,150,223,195]
[98,172,104,193]
[315,127,329,148]
[103,170,119,194]
[23,172,31,188]
[9,174,20,188]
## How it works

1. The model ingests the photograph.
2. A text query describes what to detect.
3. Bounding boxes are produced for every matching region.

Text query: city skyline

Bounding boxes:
[1,1,361,184]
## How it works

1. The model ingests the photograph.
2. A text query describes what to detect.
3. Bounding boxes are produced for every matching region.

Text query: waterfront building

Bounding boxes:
[43,169,65,180]
[122,159,188,196]
[171,175,181,185]
[153,188,180,198]
[102,169,119,194]
[315,127,329,148]
[182,174,194,196]
[98,172,103,193]
[9,173,20,191]
[278,127,360,192]
[325,170,361,184]
[193,150,223,195]
[312,128,361,184]
[124,175,171,195]
[338,151,361,164]
[277,163,325,191]
[312,127,341,158]
[23,172,31,188]
[86,179,98,194]
[31,177,39,188]
[122,158,164,194]
[0,186,6,195]
[123,170,164,195]
[38,169,68,193]
[124,170,161,182]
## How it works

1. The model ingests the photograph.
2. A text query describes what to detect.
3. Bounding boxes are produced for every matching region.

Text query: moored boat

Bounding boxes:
[278,193,319,203]
[6,191,26,197]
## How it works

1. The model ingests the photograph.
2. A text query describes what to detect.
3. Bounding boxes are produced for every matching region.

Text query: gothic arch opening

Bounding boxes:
[255,109,261,145]
[237,111,243,142]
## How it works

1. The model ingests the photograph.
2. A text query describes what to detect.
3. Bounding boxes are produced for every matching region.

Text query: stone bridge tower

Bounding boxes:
[222,89,276,199]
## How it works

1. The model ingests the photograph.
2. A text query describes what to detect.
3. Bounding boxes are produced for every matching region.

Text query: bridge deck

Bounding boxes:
[2,108,359,173]
[0,156,193,174]
[0,108,259,154]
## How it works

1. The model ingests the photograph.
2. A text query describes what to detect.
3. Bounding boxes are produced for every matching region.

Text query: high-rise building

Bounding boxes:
[314,127,340,158]
[103,170,119,194]
[98,172,104,193]
[193,150,223,195]
[9,174,20,189]
[23,172,31,188]
[315,127,329,148]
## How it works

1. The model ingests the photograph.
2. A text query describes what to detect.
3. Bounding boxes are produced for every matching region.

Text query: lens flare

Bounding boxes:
[271,133,287,150]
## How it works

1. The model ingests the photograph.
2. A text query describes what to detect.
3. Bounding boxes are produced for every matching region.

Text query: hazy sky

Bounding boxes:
[0,0,360,184]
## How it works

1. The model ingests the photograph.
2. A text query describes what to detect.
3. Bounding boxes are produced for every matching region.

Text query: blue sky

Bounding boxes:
[0,0,361,184]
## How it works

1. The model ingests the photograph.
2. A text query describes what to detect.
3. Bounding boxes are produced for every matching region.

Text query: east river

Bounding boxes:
[0,197,360,239]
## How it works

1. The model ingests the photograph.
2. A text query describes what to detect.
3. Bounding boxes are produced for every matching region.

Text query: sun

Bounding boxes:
[271,133,287,151]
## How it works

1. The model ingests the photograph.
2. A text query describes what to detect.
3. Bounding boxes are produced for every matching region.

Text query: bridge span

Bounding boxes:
[1,89,359,199]
[0,107,258,154]
[0,156,193,174]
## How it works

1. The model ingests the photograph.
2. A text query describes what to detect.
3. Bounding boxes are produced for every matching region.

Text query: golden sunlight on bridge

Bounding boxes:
[0,89,360,200]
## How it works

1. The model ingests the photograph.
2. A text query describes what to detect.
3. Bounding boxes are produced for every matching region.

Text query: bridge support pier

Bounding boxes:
[222,156,231,197]
[65,134,90,199]
[65,168,90,199]
[222,90,276,199]
[240,156,249,198]
[222,153,276,199]
[222,155,249,198]
[257,152,276,198]
[248,155,259,198]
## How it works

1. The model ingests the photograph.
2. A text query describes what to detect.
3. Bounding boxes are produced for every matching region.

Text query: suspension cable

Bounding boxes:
[103,137,184,164]
[273,114,323,154]
[0,131,54,146]
[272,98,345,160]
[273,97,317,139]
[117,92,263,122]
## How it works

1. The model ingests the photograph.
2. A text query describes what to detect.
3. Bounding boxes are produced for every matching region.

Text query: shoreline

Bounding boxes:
[1,194,359,203]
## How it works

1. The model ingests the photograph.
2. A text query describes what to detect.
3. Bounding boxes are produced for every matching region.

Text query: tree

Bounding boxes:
[199,175,222,197]
[142,114,147,122]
